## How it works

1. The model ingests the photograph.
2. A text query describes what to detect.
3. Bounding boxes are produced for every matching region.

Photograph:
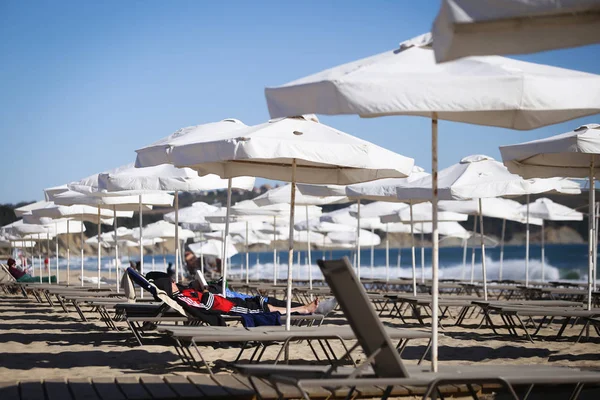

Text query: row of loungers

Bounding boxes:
[3,262,600,399]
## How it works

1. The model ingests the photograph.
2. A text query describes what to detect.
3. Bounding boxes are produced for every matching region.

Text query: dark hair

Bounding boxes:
[7,258,16,267]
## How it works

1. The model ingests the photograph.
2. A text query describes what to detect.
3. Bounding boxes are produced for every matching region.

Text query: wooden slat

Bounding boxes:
[69,379,101,400]
[0,381,20,400]
[92,378,126,400]
[211,375,254,398]
[45,380,73,400]
[139,376,177,400]
[186,375,229,398]
[162,376,203,399]
[20,381,46,400]
[115,377,149,400]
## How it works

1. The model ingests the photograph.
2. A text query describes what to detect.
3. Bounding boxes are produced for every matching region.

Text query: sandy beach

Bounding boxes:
[1,284,599,386]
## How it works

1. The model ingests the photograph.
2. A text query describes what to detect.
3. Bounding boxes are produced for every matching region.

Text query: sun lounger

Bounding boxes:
[159,324,432,376]
[234,257,600,400]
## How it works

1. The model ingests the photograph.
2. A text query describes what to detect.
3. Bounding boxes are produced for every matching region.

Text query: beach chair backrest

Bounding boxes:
[0,263,16,283]
[126,267,187,317]
[120,271,136,303]
[317,257,409,378]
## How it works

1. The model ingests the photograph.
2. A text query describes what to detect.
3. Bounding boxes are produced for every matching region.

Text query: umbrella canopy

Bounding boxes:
[348,201,408,218]
[432,0,600,63]
[500,124,600,178]
[259,30,600,372]
[167,115,414,183]
[395,155,562,201]
[381,202,469,223]
[136,220,195,240]
[32,203,131,224]
[297,184,347,197]
[163,202,218,231]
[522,198,584,221]
[439,198,543,225]
[44,185,69,201]
[263,33,600,130]
[294,219,356,233]
[346,166,430,202]
[253,183,348,206]
[98,163,255,193]
[328,229,381,247]
[135,119,249,167]
[14,201,53,218]
[188,239,238,259]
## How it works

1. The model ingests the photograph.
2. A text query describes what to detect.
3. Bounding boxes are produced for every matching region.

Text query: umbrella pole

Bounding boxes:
[541,221,545,283]
[67,220,70,285]
[223,178,233,297]
[588,161,595,310]
[385,223,389,282]
[431,114,439,373]
[245,220,249,285]
[174,191,179,283]
[152,244,156,271]
[593,203,600,291]
[499,219,506,281]
[162,242,166,269]
[478,200,488,301]
[410,201,417,296]
[370,227,375,279]
[461,239,467,280]
[55,223,59,284]
[306,205,312,291]
[80,214,84,287]
[39,234,42,283]
[139,195,144,299]
[285,159,297,331]
[114,206,119,292]
[273,216,277,285]
[526,194,530,287]
[97,207,101,289]
[420,227,425,283]
[47,233,50,284]
[470,215,478,283]
[357,200,361,279]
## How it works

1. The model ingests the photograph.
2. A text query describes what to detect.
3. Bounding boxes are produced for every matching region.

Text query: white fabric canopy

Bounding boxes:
[135,119,249,167]
[500,124,600,179]
[167,115,414,183]
[297,184,348,197]
[522,198,584,221]
[432,0,600,63]
[348,201,408,218]
[189,240,238,259]
[253,183,348,206]
[32,203,131,224]
[294,219,356,233]
[98,163,255,193]
[346,166,430,202]
[136,220,195,240]
[264,33,600,130]
[163,202,218,231]
[395,155,561,201]
[259,30,600,373]
[439,198,543,225]
[14,201,53,218]
[328,230,381,247]
[381,202,468,223]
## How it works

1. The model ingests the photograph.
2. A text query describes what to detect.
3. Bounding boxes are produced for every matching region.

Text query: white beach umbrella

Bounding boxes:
[346,167,430,284]
[98,162,254,282]
[396,155,561,297]
[432,0,600,63]
[161,115,413,330]
[501,124,600,308]
[44,185,69,201]
[520,197,585,282]
[253,184,343,288]
[54,182,172,290]
[14,201,54,218]
[440,198,543,281]
[261,31,600,370]
[328,229,381,247]
[163,202,219,230]
[188,239,238,259]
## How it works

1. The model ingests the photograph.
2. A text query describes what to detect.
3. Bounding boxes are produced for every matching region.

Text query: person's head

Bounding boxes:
[7,258,16,267]
[184,251,196,267]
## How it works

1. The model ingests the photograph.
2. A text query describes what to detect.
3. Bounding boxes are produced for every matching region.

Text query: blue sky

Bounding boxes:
[1,1,599,204]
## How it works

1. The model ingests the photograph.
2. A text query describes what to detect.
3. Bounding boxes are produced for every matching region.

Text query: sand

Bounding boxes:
[1,285,599,386]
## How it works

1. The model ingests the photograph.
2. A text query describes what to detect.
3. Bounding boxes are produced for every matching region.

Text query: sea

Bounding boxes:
[20,243,592,284]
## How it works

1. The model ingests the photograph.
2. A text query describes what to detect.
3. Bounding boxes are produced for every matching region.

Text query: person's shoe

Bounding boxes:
[315,297,338,316]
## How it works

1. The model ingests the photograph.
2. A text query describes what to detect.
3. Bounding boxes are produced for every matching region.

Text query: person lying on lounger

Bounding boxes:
[151,274,318,315]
